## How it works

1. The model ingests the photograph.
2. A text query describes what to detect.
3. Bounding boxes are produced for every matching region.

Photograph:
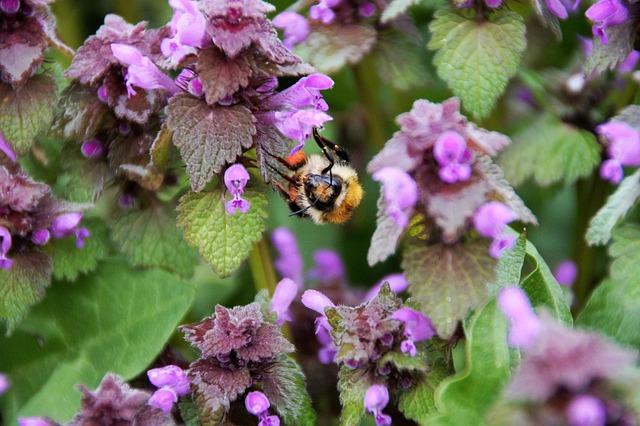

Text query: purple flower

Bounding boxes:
[433,131,473,184]
[0,226,14,270]
[315,316,337,364]
[272,11,310,49]
[18,418,55,426]
[473,202,517,258]
[372,167,419,229]
[259,415,281,426]
[566,395,606,426]
[97,84,109,103]
[301,289,335,314]
[308,249,345,284]
[309,0,338,24]
[0,132,17,163]
[358,2,376,17]
[224,164,251,215]
[544,0,580,19]
[147,365,190,396]
[161,0,206,65]
[31,229,50,246]
[365,273,409,301]
[245,391,270,416]
[0,0,20,14]
[74,227,90,249]
[364,384,392,426]
[586,0,628,45]
[484,0,503,8]
[597,120,640,183]
[599,159,624,184]
[51,212,82,238]
[271,227,304,285]
[0,373,9,394]
[497,287,542,349]
[271,278,298,325]
[148,387,177,414]
[110,43,179,97]
[618,50,640,73]
[260,74,333,153]
[392,307,436,356]
[81,138,105,158]
[554,260,578,287]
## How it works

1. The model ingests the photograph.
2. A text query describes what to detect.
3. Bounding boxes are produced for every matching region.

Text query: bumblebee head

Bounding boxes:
[302,171,363,224]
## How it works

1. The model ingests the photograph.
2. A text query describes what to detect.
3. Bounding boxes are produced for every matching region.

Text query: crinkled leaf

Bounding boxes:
[55,82,114,141]
[178,398,200,426]
[177,189,267,277]
[402,237,496,338]
[111,205,199,277]
[488,231,527,294]
[0,250,51,332]
[150,124,173,171]
[499,114,601,186]
[53,151,110,203]
[197,48,253,105]
[577,278,640,351]
[261,356,316,426]
[255,123,296,185]
[0,259,195,424]
[398,353,450,424]
[426,300,514,425]
[586,170,640,246]
[0,75,57,154]
[374,29,430,91]
[428,9,526,119]
[585,22,634,75]
[381,0,421,23]
[336,366,374,426]
[609,224,640,285]
[378,350,428,372]
[0,15,48,84]
[295,24,377,73]
[166,95,256,192]
[45,218,110,281]
[367,194,405,266]
[531,0,561,39]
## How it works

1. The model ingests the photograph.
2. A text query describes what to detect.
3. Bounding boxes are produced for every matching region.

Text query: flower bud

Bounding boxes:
[0,0,20,14]
[51,212,83,238]
[81,139,105,158]
[566,395,606,426]
[364,384,389,413]
[31,229,50,246]
[245,391,270,416]
[271,278,298,325]
[148,387,178,414]
[147,365,190,396]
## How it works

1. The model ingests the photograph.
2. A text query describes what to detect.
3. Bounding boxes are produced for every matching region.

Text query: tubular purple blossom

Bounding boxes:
[17,418,55,426]
[392,307,436,342]
[0,0,20,14]
[272,11,310,49]
[81,139,105,158]
[271,278,298,325]
[0,225,14,270]
[31,229,50,246]
[554,260,578,287]
[97,84,108,103]
[597,120,640,183]
[110,43,179,96]
[147,365,190,396]
[0,132,17,163]
[0,373,9,394]
[364,384,392,426]
[433,131,473,184]
[301,289,335,314]
[473,201,517,258]
[365,273,409,301]
[271,227,304,285]
[372,167,419,229]
[585,0,628,45]
[308,249,345,284]
[51,212,83,238]
[224,164,251,215]
[566,395,607,426]
[161,0,207,65]
[148,387,177,414]
[497,287,542,349]
[245,391,270,416]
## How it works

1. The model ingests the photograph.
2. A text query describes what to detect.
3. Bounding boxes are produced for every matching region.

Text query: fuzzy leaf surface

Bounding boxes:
[197,48,253,105]
[499,114,600,186]
[111,205,199,277]
[177,189,267,277]
[0,75,57,154]
[586,169,640,246]
[367,194,405,266]
[428,9,526,119]
[381,0,421,23]
[0,259,195,424]
[402,237,496,337]
[166,95,256,192]
[374,29,430,91]
[608,224,640,285]
[337,367,374,426]
[585,22,634,74]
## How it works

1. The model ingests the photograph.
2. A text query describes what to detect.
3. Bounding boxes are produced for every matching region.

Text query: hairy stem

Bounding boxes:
[352,58,387,149]
[249,237,278,295]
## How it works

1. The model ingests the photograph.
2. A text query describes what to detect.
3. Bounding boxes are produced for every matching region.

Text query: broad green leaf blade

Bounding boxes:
[428,9,526,119]
[45,218,110,281]
[0,250,51,331]
[586,170,640,246]
[609,224,640,284]
[0,259,195,424]
[261,356,316,426]
[0,74,57,154]
[585,22,634,75]
[381,0,420,23]
[337,366,374,426]
[520,237,572,325]
[373,29,430,91]
[499,114,601,186]
[577,278,640,350]
[426,300,515,425]
[177,189,267,278]
[402,238,497,337]
[489,231,527,293]
[111,205,199,277]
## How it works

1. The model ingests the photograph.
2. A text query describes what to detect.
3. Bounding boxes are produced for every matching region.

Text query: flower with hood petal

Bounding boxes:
[586,0,628,45]
[111,43,179,97]
[161,0,207,65]
[596,120,640,184]
[271,227,304,284]
[0,132,17,163]
[392,307,436,356]
[364,384,392,426]
[566,395,606,426]
[372,167,418,229]
[0,226,13,270]
[224,163,251,215]
[272,11,310,49]
[271,278,298,324]
[498,286,542,349]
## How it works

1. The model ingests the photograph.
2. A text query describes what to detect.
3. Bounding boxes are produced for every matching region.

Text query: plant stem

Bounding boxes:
[249,237,278,295]
[352,58,387,149]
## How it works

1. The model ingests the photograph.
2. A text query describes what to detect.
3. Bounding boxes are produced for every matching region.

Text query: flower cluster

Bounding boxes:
[147,365,190,414]
[496,287,640,426]
[595,119,640,184]
[367,98,535,261]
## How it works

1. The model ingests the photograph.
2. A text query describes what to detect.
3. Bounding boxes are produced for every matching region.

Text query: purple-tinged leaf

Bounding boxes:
[585,22,634,75]
[55,83,115,141]
[197,48,253,105]
[102,73,165,125]
[0,16,48,85]
[166,95,256,191]
[367,194,405,266]
[254,123,297,184]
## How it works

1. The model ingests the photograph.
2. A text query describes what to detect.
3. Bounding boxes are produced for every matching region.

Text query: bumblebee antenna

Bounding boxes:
[312,128,351,180]
[289,205,312,217]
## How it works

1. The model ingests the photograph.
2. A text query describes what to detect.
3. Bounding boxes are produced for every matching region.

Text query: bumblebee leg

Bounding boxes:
[312,128,351,179]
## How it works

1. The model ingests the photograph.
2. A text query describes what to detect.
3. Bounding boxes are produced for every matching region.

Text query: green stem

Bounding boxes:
[249,237,278,295]
[351,59,387,149]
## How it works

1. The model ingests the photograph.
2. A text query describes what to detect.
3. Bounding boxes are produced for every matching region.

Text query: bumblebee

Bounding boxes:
[268,128,363,224]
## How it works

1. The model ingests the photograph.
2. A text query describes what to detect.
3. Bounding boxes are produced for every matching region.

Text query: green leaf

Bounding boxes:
[0,259,195,424]
[378,350,429,373]
[45,218,111,281]
[520,235,572,325]
[374,29,430,91]
[402,237,497,337]
[179,398,201,426]
[499,114,601,186]
[337,366,374,426]
[609,224,640,284]
[0,74,57,154]
[0,250,51,331]
[398,357,450,425]
[381,0,421,23]
[261,356,317,426]
[426,300,515,425]
[489,231,527,293]
[177,189,267,277]
[111,205,199,277]
[428,9,526,119]
[577,277,640,350]
[586,170,640,246]
[166,95,256,192]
